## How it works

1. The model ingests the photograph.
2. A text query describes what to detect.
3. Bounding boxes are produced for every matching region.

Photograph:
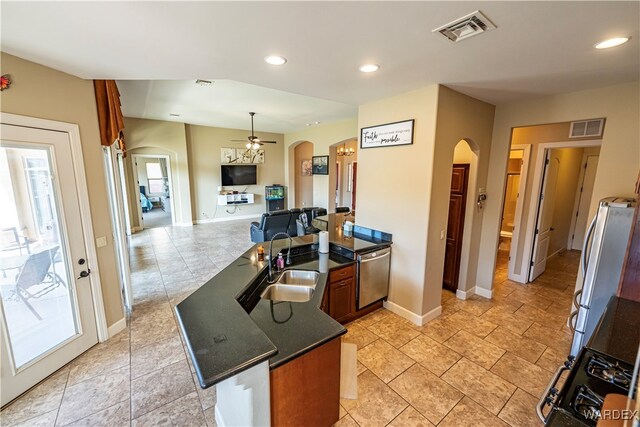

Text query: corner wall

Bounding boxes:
[0,53,124,327]
[357,86,440,319]
[426,86,495,310]
[478,81,640,294]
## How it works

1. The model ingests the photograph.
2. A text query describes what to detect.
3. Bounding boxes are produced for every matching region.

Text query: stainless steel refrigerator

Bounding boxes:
[570,197,636,356]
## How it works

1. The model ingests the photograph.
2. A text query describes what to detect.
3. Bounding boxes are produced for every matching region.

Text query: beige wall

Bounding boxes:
[453,142,473,164]
[478,81,640,292]
[185,124,284,220]
[124,118,193,227]
[357,86,440,317]
[285,119,358,210]
[548,148,584,256]
[425,86,495,312]
[0,53,124,327]
[294,142,314,207]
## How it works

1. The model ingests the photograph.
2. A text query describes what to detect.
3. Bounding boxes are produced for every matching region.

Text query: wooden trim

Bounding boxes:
[617,188,640,302]
[270,337,341,427]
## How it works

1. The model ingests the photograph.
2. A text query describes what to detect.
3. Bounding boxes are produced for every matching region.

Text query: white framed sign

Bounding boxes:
[360,119,414,149]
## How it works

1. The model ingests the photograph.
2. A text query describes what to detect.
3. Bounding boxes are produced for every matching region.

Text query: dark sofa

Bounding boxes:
[250,207,327,243]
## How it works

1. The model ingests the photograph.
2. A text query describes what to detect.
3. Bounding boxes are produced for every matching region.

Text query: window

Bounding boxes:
[146,162,165,194]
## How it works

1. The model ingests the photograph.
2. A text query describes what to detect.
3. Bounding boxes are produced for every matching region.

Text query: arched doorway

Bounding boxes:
[443,139,479,296]
[329,138,357,214]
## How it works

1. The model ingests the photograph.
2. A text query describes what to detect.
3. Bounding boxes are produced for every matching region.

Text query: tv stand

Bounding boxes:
[217,193,255,206]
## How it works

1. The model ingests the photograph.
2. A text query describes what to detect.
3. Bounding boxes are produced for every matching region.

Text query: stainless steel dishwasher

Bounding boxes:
[357,246,391,309]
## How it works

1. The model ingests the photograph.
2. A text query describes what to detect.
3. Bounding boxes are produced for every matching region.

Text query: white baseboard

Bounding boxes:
[106,317,127,340]
[175,222,194,227]
[195,214,261,224]
[383,300,442,327]
[475,286,493,299]
[546,248,565,260]
[456,286,476,300]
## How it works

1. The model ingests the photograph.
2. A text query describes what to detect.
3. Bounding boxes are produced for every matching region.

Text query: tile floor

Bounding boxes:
[1,222,580,427]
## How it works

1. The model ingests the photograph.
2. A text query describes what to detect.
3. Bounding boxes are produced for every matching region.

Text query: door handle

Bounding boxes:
[77,269,91,279]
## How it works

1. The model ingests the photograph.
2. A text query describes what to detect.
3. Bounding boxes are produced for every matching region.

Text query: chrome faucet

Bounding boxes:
[268,232,292,283]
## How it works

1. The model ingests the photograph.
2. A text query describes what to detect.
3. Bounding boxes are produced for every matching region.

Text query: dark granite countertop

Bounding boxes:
[314,213,392,254]
[588,296,640,364]
[175,235,354,389]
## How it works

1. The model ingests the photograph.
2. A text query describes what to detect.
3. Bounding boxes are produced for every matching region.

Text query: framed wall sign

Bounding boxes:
[312,156,329,175]
[360,119,414,149]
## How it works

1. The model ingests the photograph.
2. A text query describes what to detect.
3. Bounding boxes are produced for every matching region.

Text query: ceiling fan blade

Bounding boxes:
[230,139,248,142]
[259,140,277,144]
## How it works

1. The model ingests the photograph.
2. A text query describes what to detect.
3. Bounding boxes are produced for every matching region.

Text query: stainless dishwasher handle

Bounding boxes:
[359,251,391,263]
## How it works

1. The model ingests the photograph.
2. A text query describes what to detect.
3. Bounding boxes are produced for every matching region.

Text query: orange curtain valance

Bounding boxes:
[94,80,126,156]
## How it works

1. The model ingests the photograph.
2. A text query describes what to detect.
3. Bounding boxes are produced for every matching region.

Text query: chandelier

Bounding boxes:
[337,145,354,157]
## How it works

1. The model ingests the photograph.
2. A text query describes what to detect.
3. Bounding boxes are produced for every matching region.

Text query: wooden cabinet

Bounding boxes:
[325,264,356,324]
[329,279,355,323]
[270,337,341,427]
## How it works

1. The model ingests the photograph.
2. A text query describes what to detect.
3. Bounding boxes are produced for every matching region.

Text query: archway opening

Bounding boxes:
[442,139,479,298]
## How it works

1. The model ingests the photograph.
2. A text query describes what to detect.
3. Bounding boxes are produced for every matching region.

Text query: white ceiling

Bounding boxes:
[2,1,639,133]
[117,80,356,133]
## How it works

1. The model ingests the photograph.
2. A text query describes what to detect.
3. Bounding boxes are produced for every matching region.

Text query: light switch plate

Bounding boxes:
[96,236,107,248]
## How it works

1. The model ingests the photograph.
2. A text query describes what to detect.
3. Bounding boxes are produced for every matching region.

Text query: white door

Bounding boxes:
[103,146,133,312]
[571,155,599,250]
[0,124,98,406]
[529,152,559,281]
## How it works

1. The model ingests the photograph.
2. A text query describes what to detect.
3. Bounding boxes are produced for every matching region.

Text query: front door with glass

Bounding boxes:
[0,123,98,406]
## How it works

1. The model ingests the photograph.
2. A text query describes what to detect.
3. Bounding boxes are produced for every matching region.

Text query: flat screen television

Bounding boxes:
[221,164,257,186]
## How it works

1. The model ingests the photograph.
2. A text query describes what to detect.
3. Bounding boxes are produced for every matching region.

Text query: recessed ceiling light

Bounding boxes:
[359,64,380,73]
[595,37,630,49]
[265,55,287,65]
[195,79,213,86]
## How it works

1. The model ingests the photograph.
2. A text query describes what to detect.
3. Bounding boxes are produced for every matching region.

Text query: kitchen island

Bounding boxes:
[175,225,391,426]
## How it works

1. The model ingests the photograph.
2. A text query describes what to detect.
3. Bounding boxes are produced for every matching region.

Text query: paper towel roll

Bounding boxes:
[319,231,329,254]
[318,252,329,273]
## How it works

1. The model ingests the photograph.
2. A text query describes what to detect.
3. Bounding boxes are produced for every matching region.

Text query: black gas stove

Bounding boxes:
[538,348,635,426]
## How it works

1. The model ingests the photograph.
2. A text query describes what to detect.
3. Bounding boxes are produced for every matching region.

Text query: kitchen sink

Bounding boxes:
[260,270,320,303]
[261,284,315,303]
[275,270,320,286]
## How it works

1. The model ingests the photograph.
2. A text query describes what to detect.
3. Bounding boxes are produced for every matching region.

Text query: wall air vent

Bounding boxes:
[569,119,605,138]
[433,11,496,43]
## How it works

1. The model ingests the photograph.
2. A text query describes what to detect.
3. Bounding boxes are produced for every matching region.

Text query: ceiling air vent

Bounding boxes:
[433,11,496,43]
[569,119,605,138]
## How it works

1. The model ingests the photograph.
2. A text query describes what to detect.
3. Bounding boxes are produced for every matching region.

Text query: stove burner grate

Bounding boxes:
[586,354,632,390]
[572,385,604,422]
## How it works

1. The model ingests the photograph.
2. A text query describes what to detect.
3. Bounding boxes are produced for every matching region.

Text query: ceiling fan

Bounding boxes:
[231,112,277,149]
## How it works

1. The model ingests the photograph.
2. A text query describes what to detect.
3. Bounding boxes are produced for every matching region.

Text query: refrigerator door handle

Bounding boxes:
[568,310,578,333]
[581,214,598,277]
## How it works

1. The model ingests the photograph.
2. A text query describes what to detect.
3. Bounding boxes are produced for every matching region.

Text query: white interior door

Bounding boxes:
[571,155,599,250]
[0,124,98,406]
[103,147,132,312]
[529,152,559,281]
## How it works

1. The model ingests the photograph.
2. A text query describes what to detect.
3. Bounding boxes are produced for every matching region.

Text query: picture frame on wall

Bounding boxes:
[301,159,312,176]
[312,156,329,175]
[360,119,414,149]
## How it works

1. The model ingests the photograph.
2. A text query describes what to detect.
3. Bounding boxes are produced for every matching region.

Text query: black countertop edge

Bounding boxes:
[177,305,279,388]
[175,236,355,389]
[587,295,640,365]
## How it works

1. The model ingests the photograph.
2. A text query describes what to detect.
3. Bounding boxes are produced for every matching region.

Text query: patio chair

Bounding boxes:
[14,246,65,320]
[1,227,31,255]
